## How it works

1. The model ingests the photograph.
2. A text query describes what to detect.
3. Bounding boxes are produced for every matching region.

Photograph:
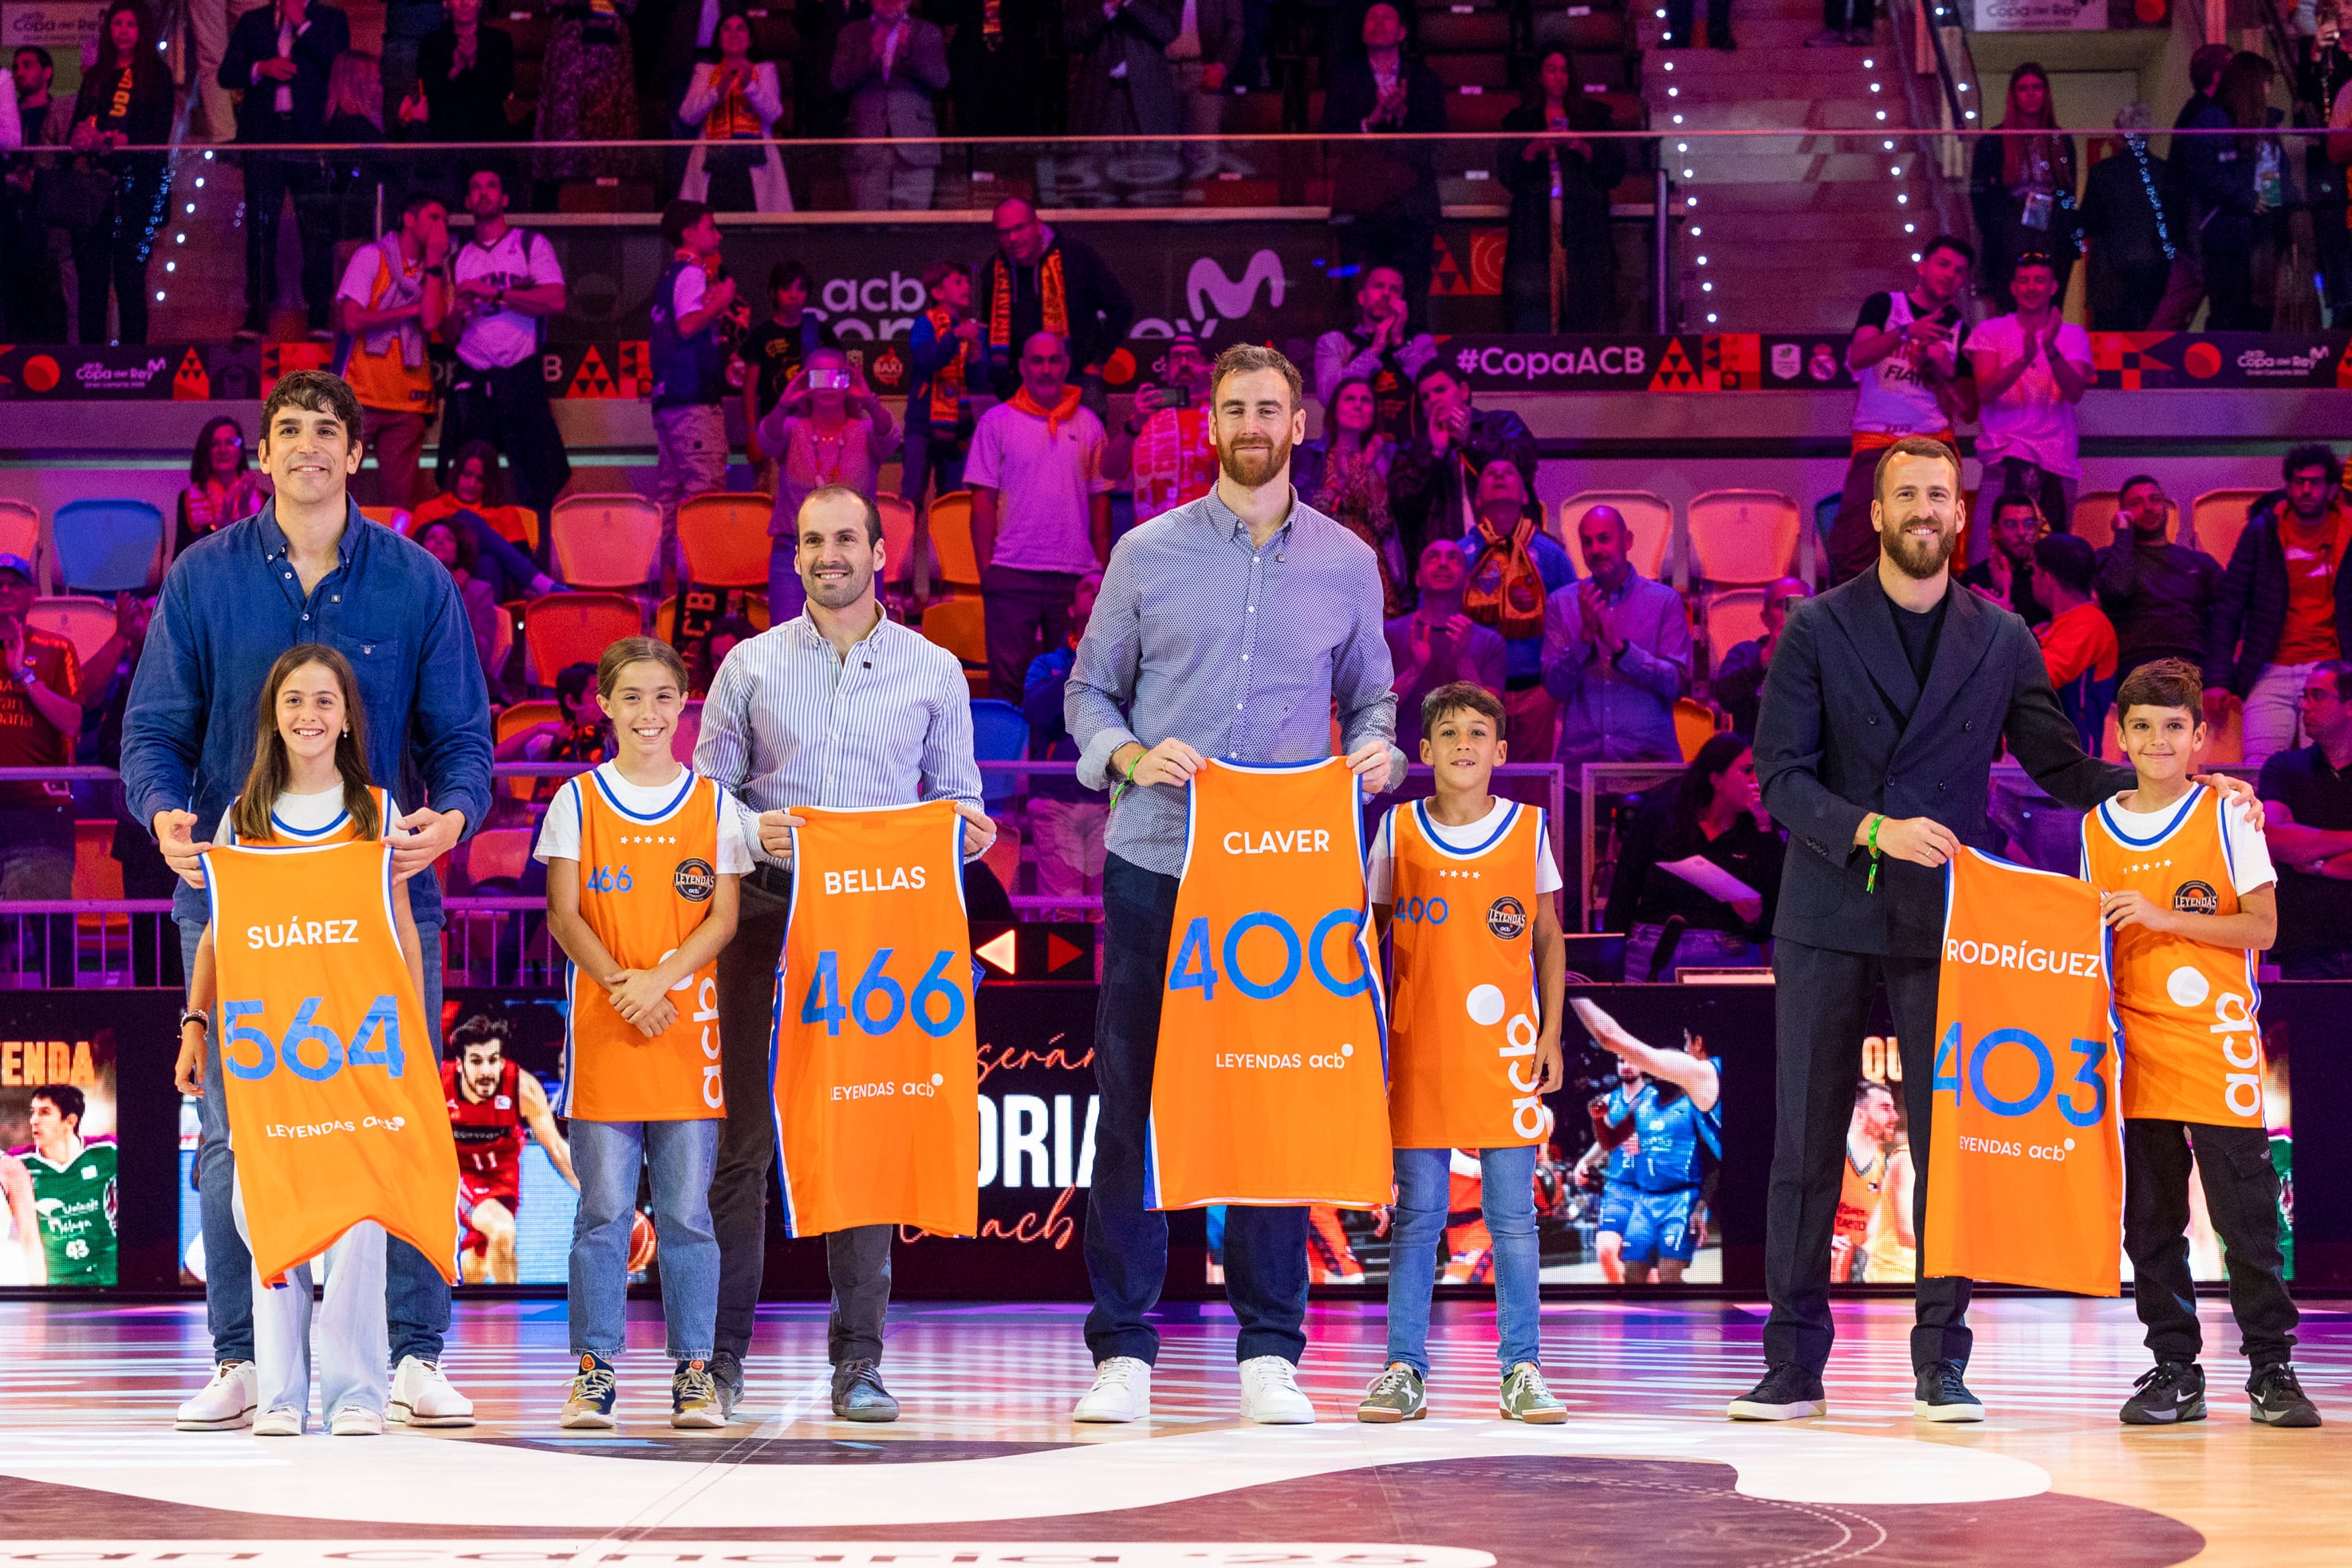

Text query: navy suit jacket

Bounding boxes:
[219,3,349,143]
[1753,570,2132,956]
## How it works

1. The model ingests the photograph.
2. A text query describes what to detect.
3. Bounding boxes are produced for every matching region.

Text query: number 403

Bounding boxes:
[1932,1021,2107,1127]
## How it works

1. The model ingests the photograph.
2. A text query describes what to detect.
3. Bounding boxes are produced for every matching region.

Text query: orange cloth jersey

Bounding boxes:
[1924,849,2122,1296]
[771,801,979,1238]
[223,786,388,846]
[1150,758,1391,1210]
[2082,788,2267,1128]
[1834,1144,1885,1247]
[560,770,728,1122]
[203,838,460,1286]
[1384,799,1549,1149]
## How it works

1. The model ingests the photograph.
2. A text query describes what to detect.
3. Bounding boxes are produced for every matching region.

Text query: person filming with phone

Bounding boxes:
[1122,328,1219,527]
[755,345,898,621]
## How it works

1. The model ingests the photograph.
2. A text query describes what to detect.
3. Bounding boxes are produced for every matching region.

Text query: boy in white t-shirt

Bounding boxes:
[1964,251,2094,537]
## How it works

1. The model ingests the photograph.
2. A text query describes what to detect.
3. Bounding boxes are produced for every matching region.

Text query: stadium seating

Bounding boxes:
[495,699,561,801]
[2192,489,2263,565]
[27,597,117,668]
[921,596,990,696]
[968,699,1030,814]
[1700,586,1767,667]
[1558,490,1672,580]
[551,494,664,589]
[49,499,165,595]
[1685,490,1798,587]
[0,498,42,585]
[677,494,774,588]
[525,593,643,695]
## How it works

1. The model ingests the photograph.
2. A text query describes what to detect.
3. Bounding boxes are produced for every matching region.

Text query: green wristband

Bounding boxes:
[1866,814,1883,893]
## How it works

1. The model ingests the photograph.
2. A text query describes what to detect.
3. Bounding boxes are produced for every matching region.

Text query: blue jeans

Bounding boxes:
[1385,1144,1542,1377]
[567,1117,721,1361]
[1083,853,1309,1366]
[183,911,447,1366]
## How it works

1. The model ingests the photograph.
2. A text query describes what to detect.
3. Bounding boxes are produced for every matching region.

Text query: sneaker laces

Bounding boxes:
[2253,1364,2306,1401]
[676,1363,718,1401]
[1922,1361,1971,1401]
[570,1361,617,1403]
[1092,1357,1144,1391]
[1506,1363,1551,1401]
[1251,1357,1302,1393]
[1369,1363,1419,1397]
[2133,1362,2193,1393]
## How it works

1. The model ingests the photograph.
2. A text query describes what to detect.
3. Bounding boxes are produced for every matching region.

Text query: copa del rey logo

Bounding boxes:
[76,356,170,391]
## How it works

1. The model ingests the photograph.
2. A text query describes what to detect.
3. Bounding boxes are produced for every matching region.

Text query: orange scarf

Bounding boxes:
[1465,512,1547,642]
[1011,384,1081,438]
[925,305,972,425]
[988,247,1068,352]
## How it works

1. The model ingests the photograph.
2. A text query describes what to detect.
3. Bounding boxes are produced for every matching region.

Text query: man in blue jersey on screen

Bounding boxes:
[1576,999,1720,1284]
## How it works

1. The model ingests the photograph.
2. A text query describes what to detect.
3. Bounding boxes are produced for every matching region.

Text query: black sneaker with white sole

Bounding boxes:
[1725,1364,1826,1420]
[1914,1360,1985,1421]
[710,1349,744,1422]
[2248,1363,2322,1428]
[2119,1361,2205,1425]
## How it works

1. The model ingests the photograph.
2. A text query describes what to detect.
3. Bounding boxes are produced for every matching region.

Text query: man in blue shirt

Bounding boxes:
[1063,343,1404,1427]
[1574,999,1721,1284]
[121,368,492,1435]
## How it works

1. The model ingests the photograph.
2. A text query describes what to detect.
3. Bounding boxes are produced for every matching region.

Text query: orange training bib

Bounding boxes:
[2082,788,2267,1127]
[771,801,979,1237]
[1385,799,1548,1149]
[1925,848,2122,1296]
[561,770,728,1121]
[1149,758,1391,1210]
[203,838,461,1286]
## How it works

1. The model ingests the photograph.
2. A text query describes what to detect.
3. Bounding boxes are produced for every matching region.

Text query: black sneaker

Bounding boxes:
[1913,1360,1985,1422]
[709,1349,744,1421]
[2120,1361,2206,1425]
[2248,1363,2322,1428]
[232,311,264,343]
[1725,1364,1826,1420]
[831,1358,900,1423]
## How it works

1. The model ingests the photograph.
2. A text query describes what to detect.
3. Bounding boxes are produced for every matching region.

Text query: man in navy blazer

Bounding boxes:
[219,0,348,339]
[1735,436,2255,1424]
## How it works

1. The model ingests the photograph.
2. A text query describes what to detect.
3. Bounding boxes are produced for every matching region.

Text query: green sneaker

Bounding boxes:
[1357,1361,1427,1423]
[561,1353,617,1429]
[672,1359,725,1429]
[1500,1361,1567,1424]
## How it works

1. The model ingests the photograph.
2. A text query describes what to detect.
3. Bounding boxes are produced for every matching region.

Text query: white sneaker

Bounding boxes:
[1238,1355,1315,1424]
[329,1406,385,1436]
[174,1360,258,1431]
[251,1406,305,1437]
[389,1357,476,1428]
[1072,1356,1152,1423]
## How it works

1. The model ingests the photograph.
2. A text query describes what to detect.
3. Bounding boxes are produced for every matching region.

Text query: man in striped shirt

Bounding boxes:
[1063,343,1405,1427]
[693,482,994,1425]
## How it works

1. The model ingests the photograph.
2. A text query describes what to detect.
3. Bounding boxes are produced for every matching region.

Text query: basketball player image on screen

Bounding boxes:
[17,1085,116,1286]
[1576,1057,1645,1283]
[443,1018,577,1283]
[1572,1001,1720,1285]
[1833,1079,1914,1283]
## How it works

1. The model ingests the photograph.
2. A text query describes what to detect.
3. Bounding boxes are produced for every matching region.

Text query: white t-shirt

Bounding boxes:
[1964,313,2094,479]
[1367,799,1563,905]
[2086,789,2276,896]
[533,763,755,873]
[452,227,564,371]
[963,400,1114,576]
[217,786,404,844]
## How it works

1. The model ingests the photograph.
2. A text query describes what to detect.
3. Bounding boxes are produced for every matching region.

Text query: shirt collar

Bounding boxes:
[256,497,363,567]
[1593,568,1645,604]
[1200,483,1299,549]
[787,600,894,652]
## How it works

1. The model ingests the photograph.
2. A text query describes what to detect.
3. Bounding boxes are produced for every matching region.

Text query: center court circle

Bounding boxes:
[2165,967,2210,1008]
[1466,984,1507,1026]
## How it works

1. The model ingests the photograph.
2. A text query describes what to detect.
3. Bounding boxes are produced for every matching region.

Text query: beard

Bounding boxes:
[1881,514,1960,580]
[1218,428,1292,490]
[802,560,874,610]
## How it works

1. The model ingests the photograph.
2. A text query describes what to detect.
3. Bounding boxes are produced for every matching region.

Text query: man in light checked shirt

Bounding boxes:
[1064,343,1407,1426]
[692,483,997,1427]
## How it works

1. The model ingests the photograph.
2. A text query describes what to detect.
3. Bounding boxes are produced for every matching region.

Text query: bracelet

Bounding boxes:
[178,1008,208,1036]
[1865,813,1884,894]
[1109,748,1144,808]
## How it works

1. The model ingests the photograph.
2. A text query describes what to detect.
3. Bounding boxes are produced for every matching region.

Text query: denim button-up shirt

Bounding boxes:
[120,498,494,925]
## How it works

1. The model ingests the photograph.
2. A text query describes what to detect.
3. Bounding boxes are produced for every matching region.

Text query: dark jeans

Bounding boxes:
[1084,853,1310,1366]
[0,193,68,342]
[982,564,1080,703]
[438,360,574,526]
[1763,938,1972,1376]
[1666,0,1730,44]
[2090,263,2170,332]
[709,866,895,1365]
[69,168,169,345]
[2123,1119,2296,1369]
[242,145,337,329]
[180,911,448,1365]
[2201,244,2262,331]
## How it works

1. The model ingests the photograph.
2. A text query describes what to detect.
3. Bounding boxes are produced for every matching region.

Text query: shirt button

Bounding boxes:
[1242,653,1250,661]
[1247,605,1256,613]
[1236,703,1244,710]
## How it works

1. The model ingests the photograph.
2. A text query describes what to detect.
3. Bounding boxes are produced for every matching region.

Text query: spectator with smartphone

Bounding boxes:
[1313,264,1435,444]
[1121,329,1218,526]
[740,262,840,494]
[967,331,1117,701]
[755,345,897,617]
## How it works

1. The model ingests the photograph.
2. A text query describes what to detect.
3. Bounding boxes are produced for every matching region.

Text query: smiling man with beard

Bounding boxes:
[1063,342,1405,1426]
[1735,435,2259,1427]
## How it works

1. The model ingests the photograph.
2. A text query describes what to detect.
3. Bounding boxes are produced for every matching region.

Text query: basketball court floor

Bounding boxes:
[0,1294,2342,1566]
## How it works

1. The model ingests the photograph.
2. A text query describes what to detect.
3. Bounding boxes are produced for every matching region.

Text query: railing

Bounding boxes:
[0,757,1570,987]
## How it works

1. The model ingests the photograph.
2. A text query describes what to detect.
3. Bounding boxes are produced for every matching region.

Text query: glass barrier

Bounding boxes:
[10,125,2336,349]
